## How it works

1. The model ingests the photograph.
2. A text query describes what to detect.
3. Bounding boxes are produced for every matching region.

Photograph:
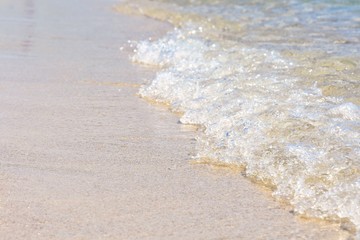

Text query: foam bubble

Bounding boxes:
[127,0,360,235]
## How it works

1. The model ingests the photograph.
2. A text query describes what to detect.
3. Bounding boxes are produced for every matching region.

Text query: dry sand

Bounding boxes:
[0,0,352,239]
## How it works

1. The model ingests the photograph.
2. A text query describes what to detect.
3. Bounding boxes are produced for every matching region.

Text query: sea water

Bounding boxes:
[119,0,360,235]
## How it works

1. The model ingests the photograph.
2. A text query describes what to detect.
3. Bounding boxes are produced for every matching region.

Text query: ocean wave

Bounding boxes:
[121,0,360,235]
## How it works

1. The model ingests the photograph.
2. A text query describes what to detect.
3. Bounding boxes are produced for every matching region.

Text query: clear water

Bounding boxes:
[119,0,360,235]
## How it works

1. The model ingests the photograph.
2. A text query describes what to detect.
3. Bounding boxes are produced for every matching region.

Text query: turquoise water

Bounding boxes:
[120,0,360,235]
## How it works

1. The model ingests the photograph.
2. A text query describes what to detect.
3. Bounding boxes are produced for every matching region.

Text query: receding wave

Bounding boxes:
[118,0,360,235]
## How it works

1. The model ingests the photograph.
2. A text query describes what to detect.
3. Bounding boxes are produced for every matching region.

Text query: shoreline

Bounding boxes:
[0,0,352,239]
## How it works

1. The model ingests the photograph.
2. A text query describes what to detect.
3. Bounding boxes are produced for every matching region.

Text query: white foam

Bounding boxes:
[130,1,360,234]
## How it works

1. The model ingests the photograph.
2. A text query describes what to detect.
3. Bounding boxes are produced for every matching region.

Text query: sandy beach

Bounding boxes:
[0,0,352,239]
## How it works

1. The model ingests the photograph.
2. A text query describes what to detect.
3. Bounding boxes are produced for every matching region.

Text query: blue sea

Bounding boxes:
[120,0,360,236]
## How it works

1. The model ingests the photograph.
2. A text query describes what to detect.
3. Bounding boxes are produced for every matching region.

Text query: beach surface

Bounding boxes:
[0,0,351,239]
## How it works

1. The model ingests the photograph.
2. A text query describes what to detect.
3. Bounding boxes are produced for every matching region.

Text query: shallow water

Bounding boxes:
[119,0,360,235]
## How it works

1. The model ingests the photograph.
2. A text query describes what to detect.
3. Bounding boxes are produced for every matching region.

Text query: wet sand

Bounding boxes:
[0,0,351,239]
